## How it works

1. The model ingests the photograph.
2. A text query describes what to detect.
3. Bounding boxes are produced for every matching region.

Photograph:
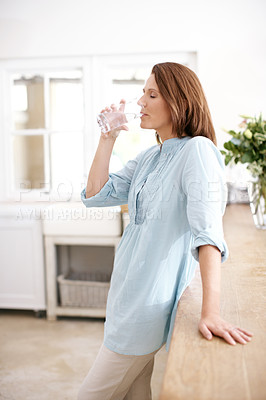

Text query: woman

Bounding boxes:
[78,62,253,400]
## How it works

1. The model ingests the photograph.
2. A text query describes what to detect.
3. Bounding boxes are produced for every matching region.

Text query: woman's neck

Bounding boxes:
[159,131,186,143]
[158,129,176,143]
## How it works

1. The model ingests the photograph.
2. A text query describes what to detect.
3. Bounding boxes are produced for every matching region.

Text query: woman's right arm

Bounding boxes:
[86,101,128,199]
[85,135,117,199]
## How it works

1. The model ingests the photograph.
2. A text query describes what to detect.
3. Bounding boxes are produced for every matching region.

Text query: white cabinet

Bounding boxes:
[43,203,122,320]
[0,206,46,310]
[0,202,123,316]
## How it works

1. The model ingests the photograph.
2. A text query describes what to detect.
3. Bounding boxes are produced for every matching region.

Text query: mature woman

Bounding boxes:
[78,62,253,400]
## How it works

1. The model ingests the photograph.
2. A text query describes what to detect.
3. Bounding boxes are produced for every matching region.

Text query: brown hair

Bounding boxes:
[151,62,217,146]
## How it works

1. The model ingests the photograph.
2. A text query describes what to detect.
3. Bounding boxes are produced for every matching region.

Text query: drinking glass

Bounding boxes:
[97,99,142,136]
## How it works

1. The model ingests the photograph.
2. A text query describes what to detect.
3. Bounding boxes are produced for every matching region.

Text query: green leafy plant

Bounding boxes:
[221,113,266,216]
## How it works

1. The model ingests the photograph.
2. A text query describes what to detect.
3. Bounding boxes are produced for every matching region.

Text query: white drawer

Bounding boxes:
[42,204,122,237]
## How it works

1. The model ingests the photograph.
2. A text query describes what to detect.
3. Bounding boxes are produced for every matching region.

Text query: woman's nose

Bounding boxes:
[137,96,145,108]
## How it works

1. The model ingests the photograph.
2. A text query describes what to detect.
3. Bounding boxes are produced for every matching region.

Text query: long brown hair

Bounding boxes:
[151,62,217,145]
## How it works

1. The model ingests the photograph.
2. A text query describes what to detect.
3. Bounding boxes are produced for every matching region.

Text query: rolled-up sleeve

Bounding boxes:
[81,150,145,208]
[182,138,229,263]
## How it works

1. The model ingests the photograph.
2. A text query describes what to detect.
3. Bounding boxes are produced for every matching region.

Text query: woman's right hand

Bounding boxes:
[100,100,129,139]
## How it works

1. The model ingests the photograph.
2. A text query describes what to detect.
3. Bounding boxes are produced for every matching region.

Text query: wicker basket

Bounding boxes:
[57,272,111,308]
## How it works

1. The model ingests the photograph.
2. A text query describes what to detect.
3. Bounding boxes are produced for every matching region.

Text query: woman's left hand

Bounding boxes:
[198,314,253,345]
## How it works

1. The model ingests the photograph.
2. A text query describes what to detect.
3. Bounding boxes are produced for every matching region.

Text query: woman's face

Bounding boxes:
[137,74,173,136]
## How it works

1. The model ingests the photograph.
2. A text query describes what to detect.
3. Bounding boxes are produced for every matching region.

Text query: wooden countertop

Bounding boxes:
[159,204,266,400]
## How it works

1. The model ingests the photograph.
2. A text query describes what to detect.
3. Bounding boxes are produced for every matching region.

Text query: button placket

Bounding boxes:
[134,178,148,225]
[134,156,168,225]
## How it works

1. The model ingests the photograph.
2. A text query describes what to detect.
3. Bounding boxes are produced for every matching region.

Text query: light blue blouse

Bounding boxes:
[81,136,229,355]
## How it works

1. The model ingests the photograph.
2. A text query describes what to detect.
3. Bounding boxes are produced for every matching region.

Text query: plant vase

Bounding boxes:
[248,180,266,229]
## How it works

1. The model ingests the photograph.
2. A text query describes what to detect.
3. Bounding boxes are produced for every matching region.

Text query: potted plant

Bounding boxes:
[221,113,266,229]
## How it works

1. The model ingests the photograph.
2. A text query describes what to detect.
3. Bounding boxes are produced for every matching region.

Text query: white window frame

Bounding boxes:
[0,52,197,202]
[0,57,93,202]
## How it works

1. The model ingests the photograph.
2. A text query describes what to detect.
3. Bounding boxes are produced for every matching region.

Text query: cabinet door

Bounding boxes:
[0,217,46,310]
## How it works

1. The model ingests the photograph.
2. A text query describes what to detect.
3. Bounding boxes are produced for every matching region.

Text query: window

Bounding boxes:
[6,67,86,201]
[1,53,197,201]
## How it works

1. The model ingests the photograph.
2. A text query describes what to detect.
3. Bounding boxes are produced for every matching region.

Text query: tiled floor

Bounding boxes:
[0,310,168,400]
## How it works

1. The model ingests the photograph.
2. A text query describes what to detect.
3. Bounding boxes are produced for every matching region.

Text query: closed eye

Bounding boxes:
[143,88,159,95]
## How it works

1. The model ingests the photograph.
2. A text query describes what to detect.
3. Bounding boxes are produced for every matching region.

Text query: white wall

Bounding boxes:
[0,0,265,147]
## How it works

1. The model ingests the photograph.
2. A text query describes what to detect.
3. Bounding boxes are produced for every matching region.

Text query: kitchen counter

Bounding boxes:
[159,204,266,400]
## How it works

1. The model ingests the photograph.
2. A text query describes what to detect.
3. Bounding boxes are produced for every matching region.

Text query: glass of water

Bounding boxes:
[97,99,142,136]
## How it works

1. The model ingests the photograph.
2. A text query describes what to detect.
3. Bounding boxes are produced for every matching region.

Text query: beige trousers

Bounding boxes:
[77,343,160,400]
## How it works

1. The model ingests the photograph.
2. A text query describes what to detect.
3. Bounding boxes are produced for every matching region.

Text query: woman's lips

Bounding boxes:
[140,113,148,118]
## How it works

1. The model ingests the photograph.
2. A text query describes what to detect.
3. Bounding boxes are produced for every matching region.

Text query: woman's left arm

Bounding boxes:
[198,244,253,345]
